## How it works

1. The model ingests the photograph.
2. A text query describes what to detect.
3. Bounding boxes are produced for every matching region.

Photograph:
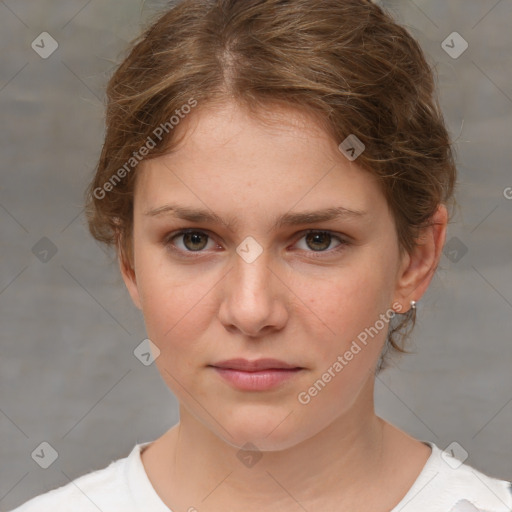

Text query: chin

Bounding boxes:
[213,412,311,453]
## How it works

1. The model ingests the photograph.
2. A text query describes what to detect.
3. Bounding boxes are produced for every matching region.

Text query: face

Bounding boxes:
[121,101,415,451]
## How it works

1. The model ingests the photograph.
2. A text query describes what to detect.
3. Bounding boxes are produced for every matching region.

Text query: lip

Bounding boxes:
[208,359,304,391]
[210,358,301,371]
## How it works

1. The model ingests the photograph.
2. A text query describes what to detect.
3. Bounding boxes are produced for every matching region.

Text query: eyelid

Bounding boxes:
[294,229,350,245]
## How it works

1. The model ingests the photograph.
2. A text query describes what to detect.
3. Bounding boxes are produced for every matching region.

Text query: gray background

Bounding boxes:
[1,0,511,510]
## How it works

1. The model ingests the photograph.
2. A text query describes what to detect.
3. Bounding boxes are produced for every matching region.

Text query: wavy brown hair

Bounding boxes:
[84,0,457,372]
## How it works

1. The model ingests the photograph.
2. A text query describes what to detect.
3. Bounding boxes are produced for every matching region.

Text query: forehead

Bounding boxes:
[134,101,387,223]
[173,101,336,157]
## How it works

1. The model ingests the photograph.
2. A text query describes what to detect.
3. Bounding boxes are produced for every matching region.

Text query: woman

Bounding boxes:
[10,0,512,511]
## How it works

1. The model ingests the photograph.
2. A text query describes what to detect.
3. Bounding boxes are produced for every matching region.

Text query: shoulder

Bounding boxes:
[7,447,137,512]
[398,441,512,512]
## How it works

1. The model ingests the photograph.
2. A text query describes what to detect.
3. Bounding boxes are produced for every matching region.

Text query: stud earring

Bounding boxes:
[410,300,417,310]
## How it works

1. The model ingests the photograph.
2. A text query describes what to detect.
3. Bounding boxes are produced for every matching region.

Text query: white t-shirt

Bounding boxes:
[7,441,512,512]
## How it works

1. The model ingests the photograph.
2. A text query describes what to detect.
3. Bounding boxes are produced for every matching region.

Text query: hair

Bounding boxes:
[84,0,457,372]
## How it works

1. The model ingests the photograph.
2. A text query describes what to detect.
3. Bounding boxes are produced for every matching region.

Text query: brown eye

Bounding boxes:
[305,231,333,251]
[293,230,349,257]
[181,231,209,251]
[166,230,213,253]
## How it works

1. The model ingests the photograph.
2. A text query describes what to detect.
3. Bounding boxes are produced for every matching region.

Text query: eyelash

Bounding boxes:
[163,229,350,259]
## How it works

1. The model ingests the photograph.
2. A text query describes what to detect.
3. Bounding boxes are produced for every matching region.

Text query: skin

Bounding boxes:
[119,100,447,512]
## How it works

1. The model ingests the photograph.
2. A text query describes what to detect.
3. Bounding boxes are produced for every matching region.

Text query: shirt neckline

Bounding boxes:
[126,441,174,511]
[388,440,438,511]
[127,439,437,512]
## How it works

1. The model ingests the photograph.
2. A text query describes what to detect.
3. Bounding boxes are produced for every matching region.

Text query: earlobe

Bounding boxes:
[393,205,448,310]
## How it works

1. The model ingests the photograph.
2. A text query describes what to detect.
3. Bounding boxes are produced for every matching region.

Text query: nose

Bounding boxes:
[218,246,289,338]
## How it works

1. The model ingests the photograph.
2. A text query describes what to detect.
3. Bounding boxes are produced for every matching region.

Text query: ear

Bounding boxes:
[393,204,448,312]
[116,233,143,311]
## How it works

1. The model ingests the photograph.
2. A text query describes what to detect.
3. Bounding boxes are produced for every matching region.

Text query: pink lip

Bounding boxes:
[209,358,304,391]
[211,358,301,371]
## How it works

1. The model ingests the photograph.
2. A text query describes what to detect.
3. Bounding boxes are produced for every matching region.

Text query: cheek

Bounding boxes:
[133,248,211,348]
[299,264,388,329]
[139,278,212,383]
[294,270,390,410]
[292,262,394,373]
[141,284,210,347]
[129,236,212,391]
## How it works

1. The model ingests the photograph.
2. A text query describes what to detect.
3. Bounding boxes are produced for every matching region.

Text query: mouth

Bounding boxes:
[208,358,305,391]
[209,358,303,371]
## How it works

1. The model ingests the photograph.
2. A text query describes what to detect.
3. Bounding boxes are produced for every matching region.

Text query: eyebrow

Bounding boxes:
[144,203,367,232]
